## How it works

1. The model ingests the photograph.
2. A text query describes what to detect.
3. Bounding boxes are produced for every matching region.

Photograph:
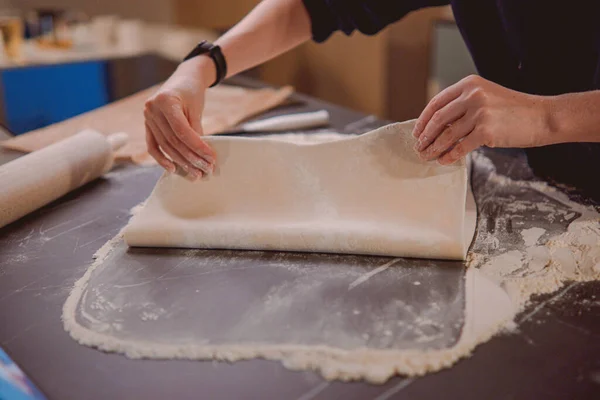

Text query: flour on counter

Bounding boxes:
[62,148,600,384]
[468,152,600,311]
[521,227,546,247]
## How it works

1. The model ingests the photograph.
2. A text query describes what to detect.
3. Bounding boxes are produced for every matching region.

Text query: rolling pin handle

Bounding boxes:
[107,132,129,151]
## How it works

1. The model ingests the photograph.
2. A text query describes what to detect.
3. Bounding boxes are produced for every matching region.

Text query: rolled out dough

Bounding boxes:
[124,121,476,260]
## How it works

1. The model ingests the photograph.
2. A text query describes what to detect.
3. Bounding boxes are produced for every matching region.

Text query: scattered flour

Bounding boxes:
[61,148,600,384]
[129,201,146,216]
[521,227,546,247]
[469,151,600,312]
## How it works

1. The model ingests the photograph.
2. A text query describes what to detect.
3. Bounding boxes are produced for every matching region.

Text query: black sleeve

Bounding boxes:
[302,0,450,43]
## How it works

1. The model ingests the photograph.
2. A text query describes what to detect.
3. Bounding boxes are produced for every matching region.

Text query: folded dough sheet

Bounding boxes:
[124,121,475,260]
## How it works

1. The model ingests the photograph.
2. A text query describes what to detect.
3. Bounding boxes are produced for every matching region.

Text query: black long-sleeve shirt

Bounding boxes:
[301,0,600,198]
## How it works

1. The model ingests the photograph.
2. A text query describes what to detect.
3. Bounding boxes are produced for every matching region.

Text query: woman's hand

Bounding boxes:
[143,0,313,178]
[412,75,553,164]
[144,57,217,180]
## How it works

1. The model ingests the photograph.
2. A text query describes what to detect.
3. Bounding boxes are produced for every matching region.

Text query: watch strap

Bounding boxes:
[183,40,228,88]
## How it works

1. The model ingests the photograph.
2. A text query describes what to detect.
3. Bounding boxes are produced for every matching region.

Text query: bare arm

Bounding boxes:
[412,75,600,166]
[196,0,313,87]
[546,91,600,144]
[145,0,312,177]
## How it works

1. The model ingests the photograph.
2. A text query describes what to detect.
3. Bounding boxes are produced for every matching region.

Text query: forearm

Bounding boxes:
[545,90,600,144]
[192,0,312,87]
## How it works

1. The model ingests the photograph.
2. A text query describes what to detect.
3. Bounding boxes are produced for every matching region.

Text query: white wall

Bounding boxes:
[5,0,174,23]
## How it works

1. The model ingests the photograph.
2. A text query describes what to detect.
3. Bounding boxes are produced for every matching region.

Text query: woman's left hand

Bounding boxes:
[412,75,553,164]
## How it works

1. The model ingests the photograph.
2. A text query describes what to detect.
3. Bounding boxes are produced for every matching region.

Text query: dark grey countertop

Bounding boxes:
[1,71,599,400]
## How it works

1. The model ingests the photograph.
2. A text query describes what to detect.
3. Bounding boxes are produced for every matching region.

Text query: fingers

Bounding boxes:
[144,92,217,177]
[419,111,476,161]
[145,123,176,173]
[437,129,483,165]
[412,83,463,139]
[414,96,468,153]
[155,112,213,176]
[162,102,217,163]
[413,75,494,164]
[146,119,203,180]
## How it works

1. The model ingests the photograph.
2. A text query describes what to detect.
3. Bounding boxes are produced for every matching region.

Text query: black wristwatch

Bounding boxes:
[183,40,227,88]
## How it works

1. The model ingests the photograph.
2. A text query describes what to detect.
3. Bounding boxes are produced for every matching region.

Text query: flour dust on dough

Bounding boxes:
[62,129,600,384]
[124,121,475,261]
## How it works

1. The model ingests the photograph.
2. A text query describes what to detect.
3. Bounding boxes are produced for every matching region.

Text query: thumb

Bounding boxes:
[188,108,205,137]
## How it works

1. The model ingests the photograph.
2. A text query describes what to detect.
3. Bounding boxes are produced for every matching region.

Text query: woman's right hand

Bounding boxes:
[144,56,217,180]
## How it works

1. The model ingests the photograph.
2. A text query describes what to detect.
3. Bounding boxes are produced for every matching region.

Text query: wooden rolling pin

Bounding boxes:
[0,130,128,229]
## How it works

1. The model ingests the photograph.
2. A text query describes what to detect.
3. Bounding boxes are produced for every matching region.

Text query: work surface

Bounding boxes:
[1,85,600,399]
